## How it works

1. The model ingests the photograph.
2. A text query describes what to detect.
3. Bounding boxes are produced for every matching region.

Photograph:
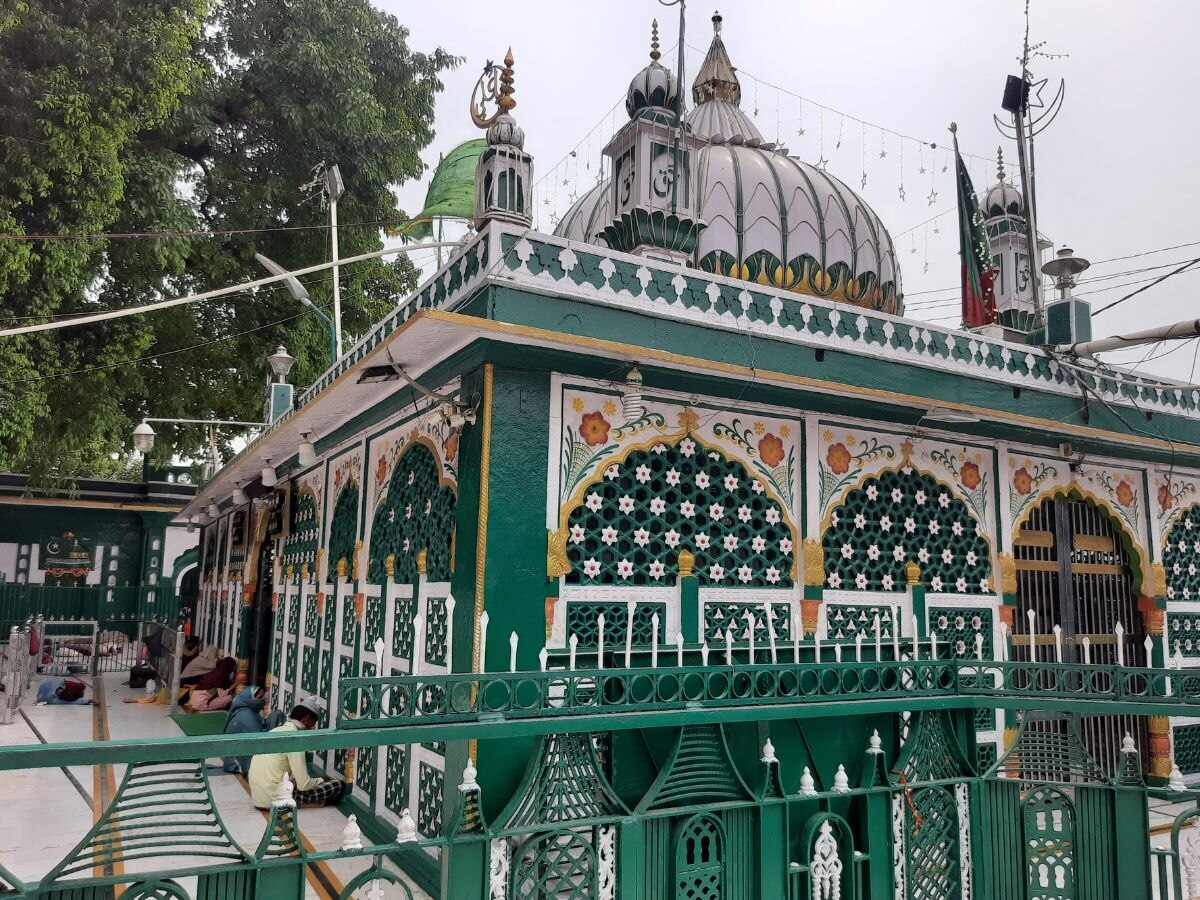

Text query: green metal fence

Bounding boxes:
[0,583,178,624]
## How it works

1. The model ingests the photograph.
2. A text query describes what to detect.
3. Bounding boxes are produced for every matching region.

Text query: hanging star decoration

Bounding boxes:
[919,165,926,175]
[797,126,806,136]
[926,188,938,206]
[816,156,829,171]
[861,172,868,189]
[923,259,930,274]
[933,224,940,235]
[879,147,887,159]
[898,184,906,201]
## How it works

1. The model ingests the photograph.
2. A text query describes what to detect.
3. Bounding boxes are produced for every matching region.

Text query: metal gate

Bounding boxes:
[1012,496,1148,775]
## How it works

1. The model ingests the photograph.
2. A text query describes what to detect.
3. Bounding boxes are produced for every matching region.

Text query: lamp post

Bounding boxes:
[132,417,264,482]
[326,164,345,357]
[255,253,337,366]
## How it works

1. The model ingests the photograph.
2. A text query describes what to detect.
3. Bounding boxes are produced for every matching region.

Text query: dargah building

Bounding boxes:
[167,15,1200,900]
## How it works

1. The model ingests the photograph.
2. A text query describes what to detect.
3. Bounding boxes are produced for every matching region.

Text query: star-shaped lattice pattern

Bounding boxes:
[1164,505,1200,600]
[368,443,456,584]
[565,438,794,587]
[823,469,990,593]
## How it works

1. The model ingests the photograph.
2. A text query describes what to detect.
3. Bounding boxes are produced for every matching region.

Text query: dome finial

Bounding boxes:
[996,146,1006,182]
[650,19,661,61]
[712,10,723,33]
[498,48,516,113]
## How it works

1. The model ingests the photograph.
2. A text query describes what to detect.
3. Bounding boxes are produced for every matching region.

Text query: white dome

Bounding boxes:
[983,181,1023,218]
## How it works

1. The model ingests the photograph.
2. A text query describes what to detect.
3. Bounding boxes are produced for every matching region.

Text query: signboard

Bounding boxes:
[40,532,95,573]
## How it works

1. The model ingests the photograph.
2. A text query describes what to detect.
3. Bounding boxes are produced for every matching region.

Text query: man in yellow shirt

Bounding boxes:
[248,694,346,809]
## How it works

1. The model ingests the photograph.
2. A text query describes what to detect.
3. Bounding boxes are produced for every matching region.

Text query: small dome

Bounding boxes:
[983,181,1023,218]
[487,113,524,149]
[685,99,761,143]
[626,20,678,119]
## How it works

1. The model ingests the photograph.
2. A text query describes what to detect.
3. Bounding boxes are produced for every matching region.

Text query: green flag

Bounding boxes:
[395,138,486,240]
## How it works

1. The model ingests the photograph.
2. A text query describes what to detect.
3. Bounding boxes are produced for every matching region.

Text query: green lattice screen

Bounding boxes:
[906,787,961,900]
[368,443,456,584]
[823,469,991,592]
[417,761,445,836]
[1168,613,1200,657]
[704,599,792,644]
[328,483,360,577]
[424,597,449,666]
[930,607,993,658]
[1174,724,1200,775]
[565,437,794,587]
[564,601,665,648]
[281,490,319,572]
[384,740,409,815]
[392,597,417,660]
[1164,505,1200,600]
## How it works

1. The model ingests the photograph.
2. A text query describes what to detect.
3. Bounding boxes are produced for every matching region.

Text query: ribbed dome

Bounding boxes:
[983,181,1023,218]
[626,61,678,119]
[685,99,761,143]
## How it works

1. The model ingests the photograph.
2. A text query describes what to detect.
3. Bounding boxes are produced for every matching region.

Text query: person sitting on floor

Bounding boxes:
[178,645,219,686]
[35,677,98,705]
[248,695,346,809]
[222,685,287,774]
[185,656,237,712]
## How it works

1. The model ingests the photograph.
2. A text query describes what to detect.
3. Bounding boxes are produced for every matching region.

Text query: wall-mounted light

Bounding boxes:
[622,366,645,424]
[132,421,156,453]
[207,500,220,519]
[232,481,248,505]
[298,432,317,467]
[261,458,277,488]
[187,515,198,534]
[921,407,980,424]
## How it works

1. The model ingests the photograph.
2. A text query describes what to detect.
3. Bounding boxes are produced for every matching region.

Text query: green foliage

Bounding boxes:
[0,0,457,478]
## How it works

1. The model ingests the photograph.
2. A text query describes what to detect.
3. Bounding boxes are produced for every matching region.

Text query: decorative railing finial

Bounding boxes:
[470,48,517,129]
[678,547,695,577]
[904,560,921,585]
[650,19,661,61]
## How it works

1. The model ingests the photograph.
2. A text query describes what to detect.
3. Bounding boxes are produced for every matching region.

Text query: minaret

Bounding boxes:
[598,21,706,263]
[472,49,533,226]
[981,147,1050,334]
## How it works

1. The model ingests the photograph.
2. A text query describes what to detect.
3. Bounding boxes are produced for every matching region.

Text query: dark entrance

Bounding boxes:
[1011,495,1149,775]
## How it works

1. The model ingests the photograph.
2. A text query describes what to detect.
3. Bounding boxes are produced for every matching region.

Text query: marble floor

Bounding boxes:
[0,673,431,899]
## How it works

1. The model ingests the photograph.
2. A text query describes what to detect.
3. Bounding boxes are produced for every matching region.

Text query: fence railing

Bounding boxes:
[0,619,41,724]
[0,582,177,624]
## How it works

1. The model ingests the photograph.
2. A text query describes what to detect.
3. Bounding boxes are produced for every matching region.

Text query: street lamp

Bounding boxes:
[131,416,264,480]
[132,421,156,453]
[267,345,297,382]
[255,253,338,365]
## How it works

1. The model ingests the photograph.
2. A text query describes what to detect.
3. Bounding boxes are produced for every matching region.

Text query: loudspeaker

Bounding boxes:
[1001,75,1030,113]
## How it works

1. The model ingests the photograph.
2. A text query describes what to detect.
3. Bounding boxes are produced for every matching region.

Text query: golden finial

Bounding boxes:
[904,560,921,586]
[299,562,308,582]
[498,48,516,112]
[996,146,1006,182]
[286,563,294,578]
[416,548,428,576]
[384,553,396,578]
[650,19,661,61]
[678,548,695,578]
[352,539,363,581]
[337,557,347,578]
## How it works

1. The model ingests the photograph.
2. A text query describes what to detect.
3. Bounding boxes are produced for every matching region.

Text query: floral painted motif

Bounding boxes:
[759,433,785,467]
[1074,465,1141,535]
[827,443,852,475]
[817,434,897,512]
[925,447,990,524]
[1155,474,1199,551]
[579,411,611,446]
[370,408,460,507]
[1115,481,1135,508]
[1007,459,1057,524]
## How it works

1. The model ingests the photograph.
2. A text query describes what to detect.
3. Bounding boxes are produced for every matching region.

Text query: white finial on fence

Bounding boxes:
[701,642,710,666]
[396,809,418,842]
[568,633,578,671]
[625,599,636,669]
[412,612,425,676]
[834,642,842,663]
[1115,622,1125,667]
[761,738,778,765]
[1176,647,1184,669]
[855,631,864,662]
[1121,732,1136,754]
[1164,629,1171,673]
[341,814,364,850]
[1053,625,1063,663]
[539,647,548,672]
[891,604,900,660]
[675,631,684,668]
[744,611,757,665]
[725,628,734,666]
[509,631,518,673]
[1144,635,1155,670]
[1170,763,1188,792]
[765,603,778,664]
[273,772,296,808]
[873,614,881,662]
[478,611,489,674]
[792,613,801,663]
[975,633,984,661]
[1081,635,1091,666]
[444,594,456,670]
[650,612,660,668]
[832,764,850,793]
[459,757,479,792]
[999,620,1009,662]
[596,613,605,670]
[1027,609,1037,661]
[814,625,822,662]
[868,729,883,754]
[799,766,818,796]
[374,637,387,670]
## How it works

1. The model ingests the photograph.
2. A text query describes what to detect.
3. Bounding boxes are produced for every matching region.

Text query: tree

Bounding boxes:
[0,0,457,478]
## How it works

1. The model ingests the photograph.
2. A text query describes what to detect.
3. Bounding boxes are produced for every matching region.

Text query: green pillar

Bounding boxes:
[679,560,699,643]
[617,817,645,900]
[858,742,892,899]
[757,801,788,898]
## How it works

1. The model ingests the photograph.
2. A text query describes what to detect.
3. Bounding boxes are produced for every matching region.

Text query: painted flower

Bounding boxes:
[652,442,667,454]
[1116,480,1135,508]
[738,505,753,522]
[442,431,459,462]
[1013,467,1033,495]
[696,472,711,489]
[867,544,881,561]
[979,577,989,592]
[951,521,964,536]
[960,461,981,490]
[580,411,611,446]
[841,544,855,559]
[680,438,696,457]
[867,484,879,501]
[724,474,740,491]
[938,493,951,508]
[664,529,681,548]
[854,513,867,530]
[758,433,785,468]
[918,547,931,563]
[892,545,906,562]
[649,561,666,580]
[942,548,954,564]
[583,558,601,577]
[855,573,869,589]
[765,508,781,524]
[571,397,584,413]
[680,501,696,518]
[708,564,726,581]
[569,524,586,544]
[635,465,652,484]
[600,526,618,546]
[618,495,635,513]
[892,488,904,503]
[765,566,781,584]
[914,490,927,505]
[904,517,917,533]
[666,468,681,486]
[633,528,650,547]
[752,480,765,494]
[649,497,667,515]
[404,503,412,520]
[928,520,940,534]
[616,559,634,579]
[882,574,895,590]
[930,576,944,591]
[602,400,617,416]
[751,536,766,553]
[709,502,724,520]
[826,443,852,475]
[723,534,739,551]
[375,457,389,486]
[827,573,843,588]
[695,534,711,549]
[780,538,793,554]
[880,515,893,532]
[586,492,603,512]
[737,565,754,583]
[965,551,977,566]
[604,465,620,481]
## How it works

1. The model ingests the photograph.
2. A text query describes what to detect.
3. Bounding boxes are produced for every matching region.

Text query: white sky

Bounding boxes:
[379,0,1200,383]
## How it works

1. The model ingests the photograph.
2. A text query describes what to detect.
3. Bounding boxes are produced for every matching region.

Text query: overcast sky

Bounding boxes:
[377,0,1200,382]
